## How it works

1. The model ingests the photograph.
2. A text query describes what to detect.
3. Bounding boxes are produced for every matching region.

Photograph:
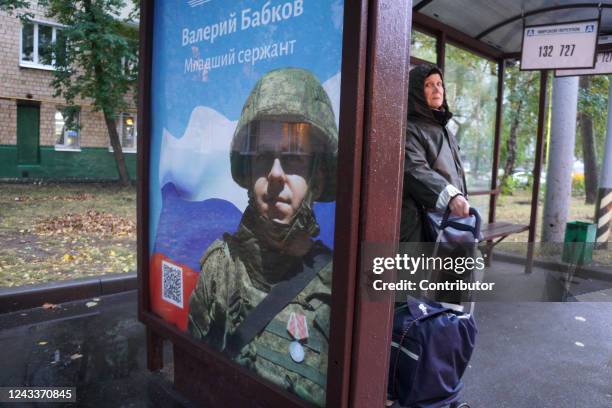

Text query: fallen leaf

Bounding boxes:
[42,303,58,310]
[33,211,135,237]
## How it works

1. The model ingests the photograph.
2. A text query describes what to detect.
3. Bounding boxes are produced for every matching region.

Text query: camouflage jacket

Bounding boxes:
[188,231,332,407]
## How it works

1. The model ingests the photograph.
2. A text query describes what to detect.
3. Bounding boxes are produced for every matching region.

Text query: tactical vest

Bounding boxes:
[188,238,332,407]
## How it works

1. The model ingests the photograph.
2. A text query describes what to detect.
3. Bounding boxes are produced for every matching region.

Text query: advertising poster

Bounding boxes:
[149,1,344,405]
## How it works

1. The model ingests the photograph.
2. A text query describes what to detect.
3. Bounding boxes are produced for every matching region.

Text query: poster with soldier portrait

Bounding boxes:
[148,1,343,405]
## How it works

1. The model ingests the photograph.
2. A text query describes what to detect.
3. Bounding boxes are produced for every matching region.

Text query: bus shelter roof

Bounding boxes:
[413,0,612,56]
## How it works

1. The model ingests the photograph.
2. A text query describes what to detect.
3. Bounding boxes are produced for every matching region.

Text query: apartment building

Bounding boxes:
[0,2,137,180]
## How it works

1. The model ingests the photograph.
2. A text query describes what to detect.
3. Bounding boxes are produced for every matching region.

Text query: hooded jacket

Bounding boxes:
[400,65,468,242]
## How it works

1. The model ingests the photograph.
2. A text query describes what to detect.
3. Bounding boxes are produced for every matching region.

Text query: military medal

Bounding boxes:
[289,341,305,363]
[287,312,309,363]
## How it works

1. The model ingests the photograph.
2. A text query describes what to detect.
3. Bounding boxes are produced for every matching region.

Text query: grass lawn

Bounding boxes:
[0,184,608,289]
[493,190,611,267]
[0,183,136,288]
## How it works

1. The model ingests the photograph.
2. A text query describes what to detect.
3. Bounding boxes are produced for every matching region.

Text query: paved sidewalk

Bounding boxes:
[1,276,611,407]
[0,291,191,408]
[461,301,612,408]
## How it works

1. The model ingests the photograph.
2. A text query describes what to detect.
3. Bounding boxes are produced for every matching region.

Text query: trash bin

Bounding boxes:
[562,221,596,265]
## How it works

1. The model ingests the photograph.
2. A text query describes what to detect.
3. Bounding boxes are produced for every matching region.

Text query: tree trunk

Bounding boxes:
[579,76,599,204]
[501,98,523,187]
[473,99,483,176]
[103,111,130,186]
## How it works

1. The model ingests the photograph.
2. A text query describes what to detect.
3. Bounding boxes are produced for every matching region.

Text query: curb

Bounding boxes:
[493,252,612,282]
[0,272,137,313]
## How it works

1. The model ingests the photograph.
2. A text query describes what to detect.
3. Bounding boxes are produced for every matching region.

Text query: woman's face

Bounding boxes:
[424,73,444,109]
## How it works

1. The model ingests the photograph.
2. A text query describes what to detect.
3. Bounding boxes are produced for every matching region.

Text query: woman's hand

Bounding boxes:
[449,194,470,217]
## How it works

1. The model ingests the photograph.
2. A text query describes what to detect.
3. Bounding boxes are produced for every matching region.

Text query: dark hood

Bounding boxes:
[407,64,453,124]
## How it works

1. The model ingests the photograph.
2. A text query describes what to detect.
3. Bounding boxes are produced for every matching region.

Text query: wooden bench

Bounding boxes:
[467,189,531,267]
[479,222,530,266]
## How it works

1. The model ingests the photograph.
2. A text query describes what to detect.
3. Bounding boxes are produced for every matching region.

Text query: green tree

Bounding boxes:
[40,0,138,185]
[0,0,28,13]
[500,65,539,190]
[444,44,498,192]
[0,0,32,21]
[578,76,598,203]
[577,75,609,202]
[498,63,541,193]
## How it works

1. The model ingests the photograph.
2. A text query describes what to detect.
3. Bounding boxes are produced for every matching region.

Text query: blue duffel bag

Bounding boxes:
[387,298,477,408]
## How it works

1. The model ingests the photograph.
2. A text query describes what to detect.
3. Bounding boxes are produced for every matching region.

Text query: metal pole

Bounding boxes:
[349,0,412,407]
[489,58,505,224]
[542,76,580,242]
[526,70,549,272]
[436,31,446,72]
[594,79,612,249]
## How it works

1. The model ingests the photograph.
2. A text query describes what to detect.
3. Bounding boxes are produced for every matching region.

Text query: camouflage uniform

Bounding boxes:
[188,68,338,407]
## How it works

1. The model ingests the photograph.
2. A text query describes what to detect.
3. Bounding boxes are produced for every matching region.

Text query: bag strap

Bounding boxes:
[439,207,482,238]
[224,244,332,359]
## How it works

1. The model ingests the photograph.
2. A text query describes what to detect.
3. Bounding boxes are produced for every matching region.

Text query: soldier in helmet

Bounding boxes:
[188,68,337,407]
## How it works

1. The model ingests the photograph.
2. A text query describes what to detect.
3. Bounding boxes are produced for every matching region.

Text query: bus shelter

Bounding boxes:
[136,1,612,407]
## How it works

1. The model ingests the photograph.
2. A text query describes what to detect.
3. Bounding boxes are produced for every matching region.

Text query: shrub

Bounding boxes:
[572,173,585,196]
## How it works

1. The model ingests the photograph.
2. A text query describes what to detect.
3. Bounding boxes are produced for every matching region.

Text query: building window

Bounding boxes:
[20,21,65,70]
[117,113,137,152]
[54,109,80,151]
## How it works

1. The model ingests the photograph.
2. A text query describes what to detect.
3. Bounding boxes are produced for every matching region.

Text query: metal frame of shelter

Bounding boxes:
[412,2,612,271]
[137,1,612,407]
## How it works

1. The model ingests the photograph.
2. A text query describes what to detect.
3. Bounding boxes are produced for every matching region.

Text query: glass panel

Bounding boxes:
[21,22,34,62]
[467,194,490,225]
[444,44,498,218]
[55,109,80,149]
[55,29,67,66]
[497,61,546,239]
[150,1,344,405]
[64,123,79,149]
[38,24,53,65]
[411,30,436,63]
[54,111,65,145]
[121,114,136,149]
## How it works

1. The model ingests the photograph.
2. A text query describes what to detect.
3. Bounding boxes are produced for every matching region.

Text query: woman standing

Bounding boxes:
[401,64,470,242]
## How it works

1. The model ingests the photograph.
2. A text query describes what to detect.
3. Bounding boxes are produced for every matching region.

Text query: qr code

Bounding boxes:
[161,260,183,308]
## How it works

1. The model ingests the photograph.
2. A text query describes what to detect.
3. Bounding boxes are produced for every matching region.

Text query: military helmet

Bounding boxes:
[231,68,338,202]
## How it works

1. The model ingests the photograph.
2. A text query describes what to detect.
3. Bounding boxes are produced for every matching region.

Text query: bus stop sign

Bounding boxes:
[521,20,599,70]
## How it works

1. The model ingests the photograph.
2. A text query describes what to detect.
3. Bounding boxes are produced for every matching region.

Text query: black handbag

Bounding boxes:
[388,298,477,408]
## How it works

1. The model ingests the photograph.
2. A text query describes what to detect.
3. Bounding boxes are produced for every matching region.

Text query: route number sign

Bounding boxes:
[521,20,599,70]
[556,51,612,77]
